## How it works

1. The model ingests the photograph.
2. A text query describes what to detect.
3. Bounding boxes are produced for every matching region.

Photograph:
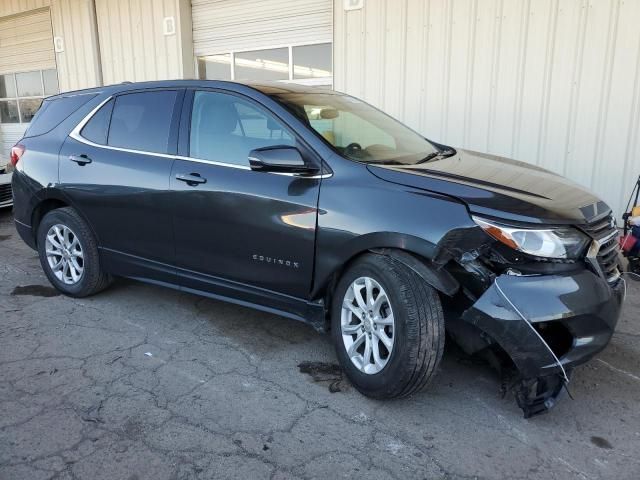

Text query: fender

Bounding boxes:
[369,248,459,296]
[311,231,460,299]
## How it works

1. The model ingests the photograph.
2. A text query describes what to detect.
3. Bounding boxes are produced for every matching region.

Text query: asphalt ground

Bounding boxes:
[1,208,639,479]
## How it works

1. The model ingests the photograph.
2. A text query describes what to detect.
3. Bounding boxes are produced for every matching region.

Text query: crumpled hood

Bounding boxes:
[367,149,610,225]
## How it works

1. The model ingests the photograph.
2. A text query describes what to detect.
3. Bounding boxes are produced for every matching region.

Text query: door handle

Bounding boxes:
[69,154,92,166]
[176,172,207,186]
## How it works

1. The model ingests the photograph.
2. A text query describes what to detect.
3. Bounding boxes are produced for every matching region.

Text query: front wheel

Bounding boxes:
[331,253,445,399]
[37,207,112,297]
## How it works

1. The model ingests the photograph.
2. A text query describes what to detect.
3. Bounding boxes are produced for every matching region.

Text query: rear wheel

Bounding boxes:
[37,207,112,297]
[331,253,445,398]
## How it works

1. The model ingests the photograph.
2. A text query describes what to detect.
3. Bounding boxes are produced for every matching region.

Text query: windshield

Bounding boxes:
[269,91,440,165]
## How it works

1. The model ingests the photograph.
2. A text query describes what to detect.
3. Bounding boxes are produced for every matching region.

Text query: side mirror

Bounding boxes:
[248,146,318,174]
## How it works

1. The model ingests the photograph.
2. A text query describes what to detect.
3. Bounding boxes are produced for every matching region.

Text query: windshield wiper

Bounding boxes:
[418,147,456,164]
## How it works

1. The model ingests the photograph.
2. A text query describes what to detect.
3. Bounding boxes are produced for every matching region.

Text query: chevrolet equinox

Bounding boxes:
[10,81,624,417]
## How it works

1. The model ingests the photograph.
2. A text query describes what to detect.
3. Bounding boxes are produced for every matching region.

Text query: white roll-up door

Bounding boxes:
[192,0,332,56]
[0,8,56,163]
[0,8,55,75]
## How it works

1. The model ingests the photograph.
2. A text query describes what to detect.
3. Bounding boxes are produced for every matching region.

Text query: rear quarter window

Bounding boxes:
[25,94,97,138]
[80,99,114,145]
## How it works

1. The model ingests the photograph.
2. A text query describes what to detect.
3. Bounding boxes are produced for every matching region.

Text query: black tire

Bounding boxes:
[331,253,445,399]
[37,207,112,297]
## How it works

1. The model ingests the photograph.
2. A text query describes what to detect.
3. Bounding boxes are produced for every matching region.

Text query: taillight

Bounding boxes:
[10,144,25,167]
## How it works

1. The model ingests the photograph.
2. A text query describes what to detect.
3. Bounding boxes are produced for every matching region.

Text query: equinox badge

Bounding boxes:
[252,254,299,269]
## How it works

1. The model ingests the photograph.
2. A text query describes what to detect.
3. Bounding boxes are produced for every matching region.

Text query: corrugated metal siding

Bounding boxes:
[334,0,640,218]
[0,0,50,17]
[94,0,191,85]
[50,0,102,91]
[192,0,332,56]
[0,7,56,74]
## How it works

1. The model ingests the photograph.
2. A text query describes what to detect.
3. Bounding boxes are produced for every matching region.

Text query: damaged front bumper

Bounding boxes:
[462,269,624,417]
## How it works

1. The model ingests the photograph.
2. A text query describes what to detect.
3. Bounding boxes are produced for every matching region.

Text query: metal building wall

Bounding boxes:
[334,0,640,218]
[94,0,193,85]
[192,0,332,56]
[50,0,102,91]
[0,0,102,163]
[0,0,50,17]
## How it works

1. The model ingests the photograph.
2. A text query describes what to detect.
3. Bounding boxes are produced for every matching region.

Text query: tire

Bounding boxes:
[37,207,112,297]
[331,253,445,399]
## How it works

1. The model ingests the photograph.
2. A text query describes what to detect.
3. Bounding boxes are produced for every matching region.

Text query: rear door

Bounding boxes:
[59,89,183,282]
[170,89,322,300]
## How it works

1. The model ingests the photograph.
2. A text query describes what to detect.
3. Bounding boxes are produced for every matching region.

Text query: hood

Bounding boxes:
[367,149,610,225]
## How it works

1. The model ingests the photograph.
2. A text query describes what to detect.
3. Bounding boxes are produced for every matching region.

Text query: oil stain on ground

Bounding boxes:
[590,436,613,449]
[298,361,349,393]
[11,285,60,297]
[0,234,11,241]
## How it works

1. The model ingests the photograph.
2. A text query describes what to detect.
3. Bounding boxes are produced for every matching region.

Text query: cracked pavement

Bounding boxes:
[1,208,639,480]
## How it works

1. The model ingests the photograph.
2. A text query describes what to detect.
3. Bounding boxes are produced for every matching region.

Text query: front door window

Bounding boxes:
[189,91,295,166]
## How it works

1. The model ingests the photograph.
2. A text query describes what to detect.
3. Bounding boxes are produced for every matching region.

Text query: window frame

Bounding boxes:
[196,41,333,87]
[70,86,330,177]
[0,69,59,124]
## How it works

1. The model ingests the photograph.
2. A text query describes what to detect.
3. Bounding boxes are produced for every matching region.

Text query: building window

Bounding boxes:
[0,69,59,124]
[292,44,332,81]
[197,54,232,81]
[197,43,332,86]
[235,48,289,82]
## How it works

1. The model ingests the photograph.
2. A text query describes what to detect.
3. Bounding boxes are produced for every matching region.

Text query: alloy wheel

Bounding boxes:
[341,276,395,374]
[45,224,84,285]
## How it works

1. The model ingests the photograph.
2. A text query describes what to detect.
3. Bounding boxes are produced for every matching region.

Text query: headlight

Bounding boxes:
[473,216,590,259]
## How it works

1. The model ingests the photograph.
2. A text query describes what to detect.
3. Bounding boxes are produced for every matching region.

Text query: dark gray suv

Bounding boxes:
[11,80,624,417]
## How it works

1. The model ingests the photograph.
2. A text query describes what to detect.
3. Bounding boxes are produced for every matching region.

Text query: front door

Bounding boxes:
[59,89,183,282]
[170,90,321,300]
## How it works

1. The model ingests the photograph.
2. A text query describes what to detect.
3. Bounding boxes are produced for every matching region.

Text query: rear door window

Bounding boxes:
[108,90,178,154]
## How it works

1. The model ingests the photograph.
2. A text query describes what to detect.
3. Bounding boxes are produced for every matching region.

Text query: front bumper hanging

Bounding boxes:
[462,269,624,417]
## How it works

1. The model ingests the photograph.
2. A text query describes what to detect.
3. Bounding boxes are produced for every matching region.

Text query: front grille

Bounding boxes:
[0,183,12,204]
[580,214,620,282]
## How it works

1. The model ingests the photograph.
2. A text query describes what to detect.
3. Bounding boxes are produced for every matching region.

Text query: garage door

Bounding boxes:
[0,8,57,163]
[193,0,333,85]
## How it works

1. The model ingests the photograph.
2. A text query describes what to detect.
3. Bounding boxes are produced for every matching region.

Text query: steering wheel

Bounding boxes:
[344,142,363,157]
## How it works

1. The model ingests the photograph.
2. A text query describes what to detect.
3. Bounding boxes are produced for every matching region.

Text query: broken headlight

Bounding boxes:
[473,217,590,260]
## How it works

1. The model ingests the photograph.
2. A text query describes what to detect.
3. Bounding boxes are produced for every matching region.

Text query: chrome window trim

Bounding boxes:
[68,95,331,179]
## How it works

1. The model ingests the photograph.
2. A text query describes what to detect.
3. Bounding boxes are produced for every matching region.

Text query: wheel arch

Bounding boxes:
[31,199,69,245]
[30,190,97,247]
[313,232,460,325]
